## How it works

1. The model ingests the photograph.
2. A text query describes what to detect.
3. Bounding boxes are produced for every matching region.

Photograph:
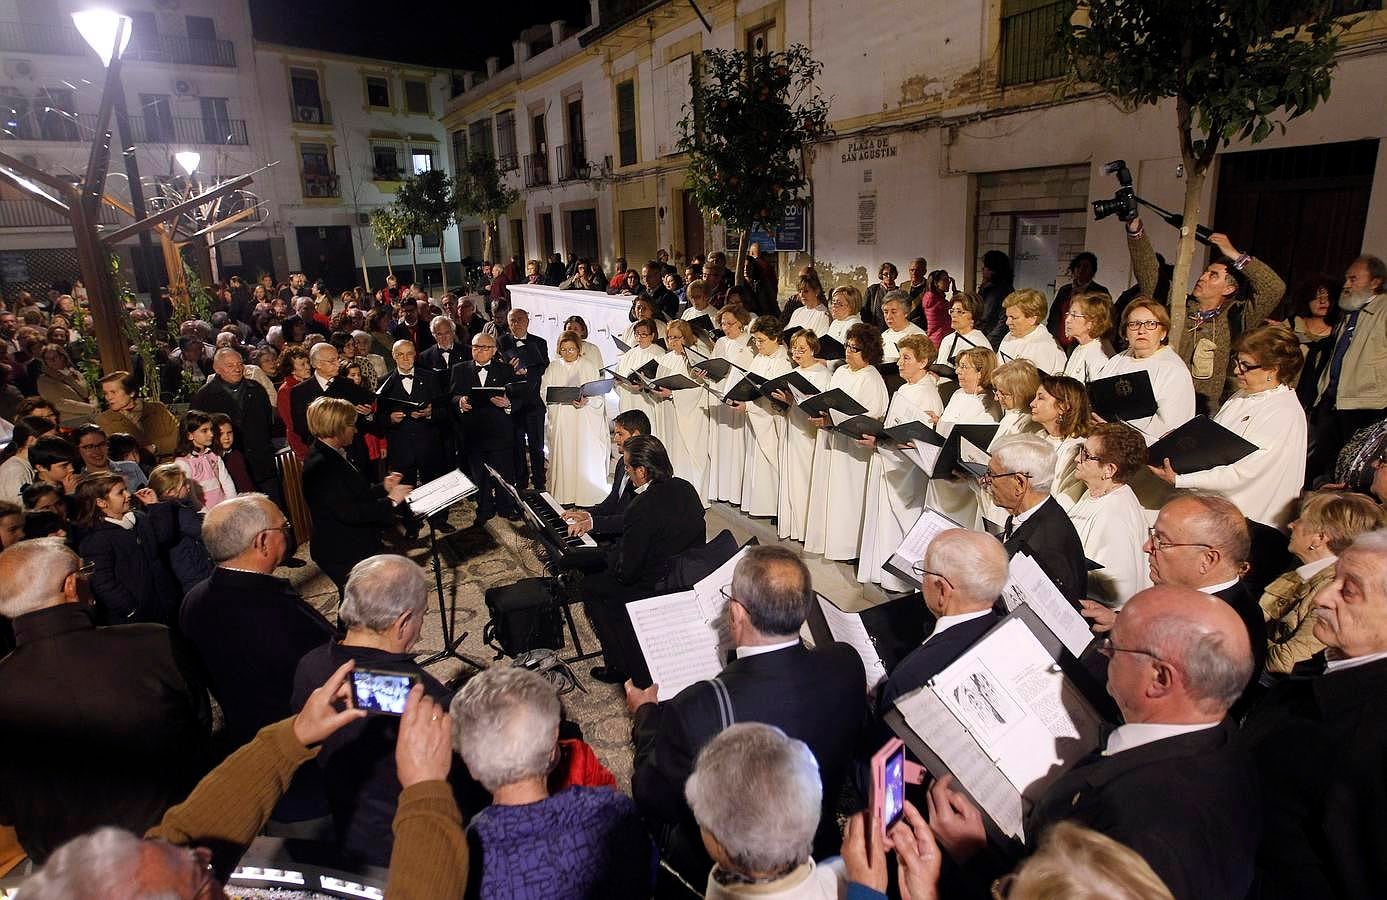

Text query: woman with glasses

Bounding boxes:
[997,289,1066,375]
[621,296,668,347]
[1068,423,1152,608]
[805,323,890,560]
[825,285,864,346]
[614,318,665,426]
[704,306,755,505]
[935,293,989,369]
[541,331,611,506]
[650,320,712,499]
[1149,324,1308,530]
[1062,291,1114,383]
[1031,375,1092,507]
[562,315,605,370]
[774,330,833,541]
[925,347,1003,528]
[878,292,927,363]
[734,317,793,517]
[857,334,945,591]
[1097,297,1196,445]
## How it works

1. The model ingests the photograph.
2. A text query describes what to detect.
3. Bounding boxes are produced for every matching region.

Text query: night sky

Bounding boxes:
[249,0,592,70]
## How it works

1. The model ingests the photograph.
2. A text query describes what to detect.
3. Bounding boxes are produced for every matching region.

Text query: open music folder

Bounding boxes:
[406,469,479,518]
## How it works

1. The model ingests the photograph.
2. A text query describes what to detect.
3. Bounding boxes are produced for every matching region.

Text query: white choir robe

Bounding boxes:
[937,328,988,364]
[1099,347,1195,445]
[1046,434,1087,509]
[826,315,861,344]
[740,349,793,517]
[615,344,665,432]
[539,356,610,506]
[680,305,719,352]
[1067,483,1153,608]
[788,304,832,337]
[621,319,667,347]
[1063,339,1109,383]
[579,340,604,371]
[925,390,1001,530]
[977,410,1043,531]
[804,364,891,560]
[857,379,945,592]
[654,350,712,503]
[881,322,927,362]
[998,327,1067,375]
[1173,384,1307,530]
[705,333,755,504]
[777,363,833,541]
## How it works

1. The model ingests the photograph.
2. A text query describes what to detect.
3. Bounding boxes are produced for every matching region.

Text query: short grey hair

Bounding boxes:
[1171,491,1250,566]
[881,290,911,310]
[1341,529,1387,598]
[351,329,371,343]
[992,433,1057,493]
[340,554,427,632]
[925,528,1009,608]
[1141,597,1253,715]
[308,340,335,363]
[730,545,812,637]
[430,315,455,334]
[685,723,822,877]
[201,493,278,562]
[450,666,560,792]
[21,827,196,899]
[0,539,79,618]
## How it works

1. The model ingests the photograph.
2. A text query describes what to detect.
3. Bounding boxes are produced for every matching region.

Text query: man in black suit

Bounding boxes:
[638,260,679,320]
[450,331,520,524]
[930,585,1260,900]
[377,339,450,532]
[583,435,705,684]
[191,348,281,505]
[417,315,466,469]
[877,529,1008,711]
[560,409,650,544]
[1241,530,1387,900]
[499,308,550,491]
[625,545,867,884]
[987,434,1087,601]
[0,539,212,863]
[390,301,434,352]
[289,342,339,452]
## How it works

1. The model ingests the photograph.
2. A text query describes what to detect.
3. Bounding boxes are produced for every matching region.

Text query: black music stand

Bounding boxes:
[409,471,491,672]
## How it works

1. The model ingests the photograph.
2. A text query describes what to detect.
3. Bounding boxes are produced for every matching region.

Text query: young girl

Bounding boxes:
[174,410,237,510]
[147,463,215,591]
[208,412,255,493]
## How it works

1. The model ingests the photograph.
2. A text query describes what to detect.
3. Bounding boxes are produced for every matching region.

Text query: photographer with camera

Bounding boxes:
[1097,161,1285,415]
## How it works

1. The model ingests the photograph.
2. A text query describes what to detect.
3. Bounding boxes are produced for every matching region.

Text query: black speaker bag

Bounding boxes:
[483,577,564,657]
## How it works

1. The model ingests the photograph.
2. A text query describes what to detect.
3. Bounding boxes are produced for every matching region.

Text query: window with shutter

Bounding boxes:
[616,80,637,167]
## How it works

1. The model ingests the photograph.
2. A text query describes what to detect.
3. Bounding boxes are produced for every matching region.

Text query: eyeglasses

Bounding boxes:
[79,440,109,451]
[1064,310,1088,320]
[1231,359,1264,374]
[1077,446,1105,464]
[991,874,1015,899]
[1125,320,1163,332]
[977,470,1027,486]
[829,299,850,309]
[910,560,954,589]
[259,521,293,539]
[1097,636,1165,662]
[1146,526,1212,552]
[845,343,863,353]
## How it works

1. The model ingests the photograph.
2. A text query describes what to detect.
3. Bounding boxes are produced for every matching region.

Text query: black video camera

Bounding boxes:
[1092,160,1138,223]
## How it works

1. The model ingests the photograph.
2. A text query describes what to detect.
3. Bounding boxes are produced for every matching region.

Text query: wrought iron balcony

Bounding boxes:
[556,141,588,181]
[0,21,236,67]
[0,110,248,145]
[523,151,549,187]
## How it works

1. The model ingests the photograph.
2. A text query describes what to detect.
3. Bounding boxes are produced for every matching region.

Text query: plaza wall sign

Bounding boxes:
[841,137,898,163]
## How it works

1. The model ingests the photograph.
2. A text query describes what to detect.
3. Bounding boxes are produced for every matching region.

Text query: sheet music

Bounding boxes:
[692,546,749,622]
[627,591,723,701]
[884,508,960,582]
[406,469,478,517]
[901,439,942,474]
[816,596,888,689]
[1001,553,1095,657]
[959,437,990,466]
[828,408,853,427]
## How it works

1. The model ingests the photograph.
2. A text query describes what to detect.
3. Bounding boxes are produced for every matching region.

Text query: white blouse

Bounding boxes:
[1099,347,1196,445]
[1063,340,1110,383]
[788,305,832,337]
[998,327,1066,375]
[881,322,927,362]
[937,328,989,364]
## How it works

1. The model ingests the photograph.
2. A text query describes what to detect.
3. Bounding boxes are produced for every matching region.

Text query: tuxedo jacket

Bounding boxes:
[375,369,446,470]
[1241,656,1387,900]
[878,610,1002,712]
[288,376,328,449]
[1215,579,1269,676]
[449,361,517,451]
[1003,497,1088,602]
[588,464,633,536]
[613,477,705,589]
[300,440,394,571]
[498,332,550,410]
[1026,720,1260,900]
[416,342,464,393]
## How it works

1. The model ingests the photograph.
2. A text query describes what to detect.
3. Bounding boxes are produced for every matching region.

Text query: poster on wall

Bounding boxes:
[723,205,809,253]
[0,251,29,284]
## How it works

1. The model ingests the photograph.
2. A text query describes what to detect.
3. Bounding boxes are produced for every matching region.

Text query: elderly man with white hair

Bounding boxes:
[686,722,845,898]
[1243,529,1387,900]
[292,554,479,867]
[452,666,655,898]
[985,433,1087,601]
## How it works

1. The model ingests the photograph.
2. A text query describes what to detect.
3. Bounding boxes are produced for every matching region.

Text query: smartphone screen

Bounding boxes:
[350,668,416,716]
[882,745,905,832]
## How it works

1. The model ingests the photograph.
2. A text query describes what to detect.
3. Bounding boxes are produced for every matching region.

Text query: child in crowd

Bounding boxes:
[146,463,214,591]
[208,413,255,493]
[173,410,237,510]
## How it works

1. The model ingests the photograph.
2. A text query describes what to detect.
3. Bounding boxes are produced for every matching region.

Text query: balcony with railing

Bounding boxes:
[0,21,236,67]
[1,110,248,145]
[523,151,549,187]
[0,198,121,228]
[301,172,340,199]
[496,154,518,172]
[556,141,587,182]
[998,0,1071,87]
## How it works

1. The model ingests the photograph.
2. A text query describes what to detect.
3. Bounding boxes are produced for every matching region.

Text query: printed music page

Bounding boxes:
[1000,553,1095,657]
[885,508,961,582]
[692,547,750,621]
[628,591,722,702]
[815,596,888,689]
[406,469,478,517]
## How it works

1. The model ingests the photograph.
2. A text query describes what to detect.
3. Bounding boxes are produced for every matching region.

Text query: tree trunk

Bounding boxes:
[409,237,419,285]
[438,229,449,296]
[482,219,495,265]
[385,252,394,278]
[734,228,749,287]
[1165,161,1207,352]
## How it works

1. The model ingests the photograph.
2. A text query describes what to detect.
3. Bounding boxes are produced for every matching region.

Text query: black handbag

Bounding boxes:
[483,577,564,658]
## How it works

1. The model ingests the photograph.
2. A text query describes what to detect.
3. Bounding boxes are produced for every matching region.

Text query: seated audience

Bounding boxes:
[94,370,179,458]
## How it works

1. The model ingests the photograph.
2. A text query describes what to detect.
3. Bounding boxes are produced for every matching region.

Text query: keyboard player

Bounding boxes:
[560,410,650,546]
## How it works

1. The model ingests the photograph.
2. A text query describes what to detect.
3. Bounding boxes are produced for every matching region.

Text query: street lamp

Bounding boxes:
[71,10,132,66]
[175,151,201,177]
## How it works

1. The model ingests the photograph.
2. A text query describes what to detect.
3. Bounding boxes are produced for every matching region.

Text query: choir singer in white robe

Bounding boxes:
[620,297,668,347]
[540,331,610,506]
[878,292,927,362]
[678,278,718,353]
[563,315,605,370]
[1098,298,1195,445]
[935,293,989,366]
[924,347,1002,529]
[997,289,1066,375]
[1070,423,1154,609]
[650,319,712,501]
[615,318,664,427]
[786,271,832,337]
[1149,324,1308,530]
[1061,292,1113,383]
[733,317,793,517]
[702,306,755,505]
[857,334,944,591]
[804,323,890,560]
[826,285,864,345]
[1030,374,1092,508]
[773,330,832,541]
[978,359,1044,531]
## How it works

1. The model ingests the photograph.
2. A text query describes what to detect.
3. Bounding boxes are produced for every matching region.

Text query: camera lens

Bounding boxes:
[1092,198,1119,221]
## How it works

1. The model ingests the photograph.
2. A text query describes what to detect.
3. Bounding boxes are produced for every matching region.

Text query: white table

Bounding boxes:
[507,283,633,368]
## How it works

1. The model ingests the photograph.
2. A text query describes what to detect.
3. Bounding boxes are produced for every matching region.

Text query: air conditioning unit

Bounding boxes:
[4,60,35,80]
[356,212,371,226]
[173,79,199,97]
[306,181,328,197]
[296,105,323,124]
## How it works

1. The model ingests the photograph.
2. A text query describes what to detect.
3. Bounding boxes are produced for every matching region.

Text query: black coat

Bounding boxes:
[190,377,277,489]
[301,440,397,583]
[179,567,336,751]
[1241,657,1387,900]
[76,503,183,626]
[632,643,867,865]
[499,331,550,410]
[0,605,212,863]
[289,375,329,450]
[1215,579,1269,677]
[390,319,434,352]
[1026,720,1260,900]
[375,368,446,472]
[878,610,1002,712]
[587,464,633,537]
[1003,497,1088,602]
[416,341,465,393]
[450,361,518,451]
[614,477,705,589]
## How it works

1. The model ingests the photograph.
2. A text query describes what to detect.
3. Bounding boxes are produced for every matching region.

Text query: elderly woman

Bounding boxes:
[786,271,831,337]
[350,330,388,382]
[775,330,833,542]
[858,334,944,591]
[878,291,927,363]
[686,723,844,898]
[1150,324,1307,530]
[1068,423,1154,609]
[825,285,864,346]
[934,292,989,366]
[614,318,665,427]
[621,296,668,346]
[997,289,1066,375]
[1098,297,1196,445]
[540,330,610,506]
[650,320,711,497]
[276,345,313,457]
[1031,374,1091,507]
[36,343,97,427]
[704,306,755,505]
[94,370,180,458]
[925,346,1002,529]
[735,316,793,518]
[862,262,899,327]
[563,315,605,369]
[804,323,890,561]
[1061,291,1114,383]
[1261,491,1386,674]
[453,666,655,898]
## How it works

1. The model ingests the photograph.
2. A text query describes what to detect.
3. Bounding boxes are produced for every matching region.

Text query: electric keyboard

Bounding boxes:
[521,489,602,564]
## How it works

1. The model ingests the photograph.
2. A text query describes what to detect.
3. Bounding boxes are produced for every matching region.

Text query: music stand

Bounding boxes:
[407,469,491,671]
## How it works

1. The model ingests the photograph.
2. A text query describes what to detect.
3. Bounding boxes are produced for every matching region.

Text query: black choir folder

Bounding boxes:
[1087,369,1158,422]
[545,378,614,404]
[690,357,739,381]
[1148,415,1258,472]
[804,592,931,686]
[882,606,1111,847]
[798,388,867,418]
[760,370,822,401]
